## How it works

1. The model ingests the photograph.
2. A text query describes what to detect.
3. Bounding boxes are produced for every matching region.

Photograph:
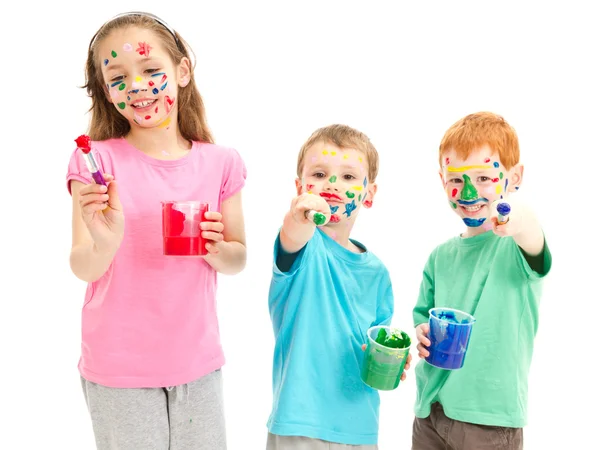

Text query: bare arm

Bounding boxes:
[512,206,545,256]
[203,191,247,275]
[492,200,545,256]
[69,179,122,282]
[280,193,331,254]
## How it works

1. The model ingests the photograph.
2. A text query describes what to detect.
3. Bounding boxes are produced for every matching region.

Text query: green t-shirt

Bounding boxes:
[412,230,552,428]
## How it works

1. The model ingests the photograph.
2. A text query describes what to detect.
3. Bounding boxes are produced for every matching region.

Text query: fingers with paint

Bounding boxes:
[496,202,511,225]
[305,210,328,226]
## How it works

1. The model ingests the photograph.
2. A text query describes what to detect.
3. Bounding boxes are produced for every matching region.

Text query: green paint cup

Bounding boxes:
[360,326,411,391]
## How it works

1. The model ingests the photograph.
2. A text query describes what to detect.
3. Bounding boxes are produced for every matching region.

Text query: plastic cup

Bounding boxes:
[161,201,209,256]
[425,307,476,370]
[360,326,411,391]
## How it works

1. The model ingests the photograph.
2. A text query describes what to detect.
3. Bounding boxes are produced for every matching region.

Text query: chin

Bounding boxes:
[462,217,487,227]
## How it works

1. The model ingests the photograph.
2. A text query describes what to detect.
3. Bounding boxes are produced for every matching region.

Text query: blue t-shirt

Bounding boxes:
[267,229,394,445]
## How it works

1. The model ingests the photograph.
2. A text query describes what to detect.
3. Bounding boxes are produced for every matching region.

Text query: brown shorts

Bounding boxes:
[412,403,523,450]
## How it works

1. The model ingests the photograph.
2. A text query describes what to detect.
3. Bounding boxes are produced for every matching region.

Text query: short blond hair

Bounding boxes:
[297,124,379,182]
[440,112,520,169]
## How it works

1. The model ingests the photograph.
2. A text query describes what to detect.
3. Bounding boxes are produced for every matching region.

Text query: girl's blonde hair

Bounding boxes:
[83,13,213,143]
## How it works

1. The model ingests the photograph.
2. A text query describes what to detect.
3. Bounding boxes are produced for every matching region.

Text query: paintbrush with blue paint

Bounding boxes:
[496,202,511,225]
[305,210,328,226]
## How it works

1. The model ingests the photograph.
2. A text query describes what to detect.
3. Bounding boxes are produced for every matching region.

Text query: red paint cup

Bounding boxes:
[162,201,209,256]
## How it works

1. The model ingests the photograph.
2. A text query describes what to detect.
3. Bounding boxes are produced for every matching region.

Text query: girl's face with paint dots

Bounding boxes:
[296,143,377,225]
[440,145,522,229]
[98,27,190,129]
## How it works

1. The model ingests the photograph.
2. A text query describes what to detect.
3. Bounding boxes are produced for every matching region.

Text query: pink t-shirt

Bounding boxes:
[66,138,246,388]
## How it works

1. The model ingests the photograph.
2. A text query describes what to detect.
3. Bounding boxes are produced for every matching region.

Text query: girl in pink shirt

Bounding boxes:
[66,11,246,450]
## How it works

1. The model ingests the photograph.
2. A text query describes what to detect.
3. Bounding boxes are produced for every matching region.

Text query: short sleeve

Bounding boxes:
[413,249,437,327]
[272,231,317,282]
[221,148,247,200]
[66,144,110,195]
[515,234,552,280]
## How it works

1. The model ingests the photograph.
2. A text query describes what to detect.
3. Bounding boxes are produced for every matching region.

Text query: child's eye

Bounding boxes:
[478,176,490,182]
[110,76,124,83]
[449,178,462,183]
[145,68,160,74]
[313,172,325,178]
[343,174,356,180]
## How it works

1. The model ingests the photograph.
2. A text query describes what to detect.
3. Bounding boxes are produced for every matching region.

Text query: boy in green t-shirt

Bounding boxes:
[412,112,552,450]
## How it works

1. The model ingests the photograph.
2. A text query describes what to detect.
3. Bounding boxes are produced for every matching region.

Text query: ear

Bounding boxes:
[363,182,378,208]
[178,57,191,87]
[295,178,303,196]
[508,163,523,192]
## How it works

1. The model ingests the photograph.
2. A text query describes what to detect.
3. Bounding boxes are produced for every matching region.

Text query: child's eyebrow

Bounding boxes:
[447,165,493,172]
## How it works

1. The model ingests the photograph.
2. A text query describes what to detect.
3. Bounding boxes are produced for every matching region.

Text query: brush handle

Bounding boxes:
[82,151,107,186]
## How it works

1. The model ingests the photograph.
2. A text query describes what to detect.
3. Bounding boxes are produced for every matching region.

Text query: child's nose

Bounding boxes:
[325,176,340,190]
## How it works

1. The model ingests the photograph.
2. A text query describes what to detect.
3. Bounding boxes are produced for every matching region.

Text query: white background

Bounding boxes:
[1,1,598,449]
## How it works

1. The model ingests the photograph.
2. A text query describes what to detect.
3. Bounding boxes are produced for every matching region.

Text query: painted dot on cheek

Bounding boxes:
[451,188,458,197]
[145,115,151,120]
[499,172,504,179]
[152,88,159,95]
[493,162,500,168]
[111,50,117,58]
[135,76,142,83]
[118,83,126,91]
[492,178,499,183]
[495,185,502,194]
[117,102,126,110]
[149,81,154,87]
[484,158,490,163]
[123,43,133,51]
[104,59,109,66]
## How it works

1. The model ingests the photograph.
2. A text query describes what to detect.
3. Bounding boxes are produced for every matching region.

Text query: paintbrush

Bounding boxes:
[75,134,107,187]
[496,202,511,225]
[305,210,328,226]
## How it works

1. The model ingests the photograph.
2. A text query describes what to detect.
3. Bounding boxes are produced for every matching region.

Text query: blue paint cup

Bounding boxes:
[425,307,476,370]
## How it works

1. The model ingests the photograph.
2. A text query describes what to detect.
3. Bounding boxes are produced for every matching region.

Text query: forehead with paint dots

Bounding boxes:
[98,27,173,74]
[300,142,369,177]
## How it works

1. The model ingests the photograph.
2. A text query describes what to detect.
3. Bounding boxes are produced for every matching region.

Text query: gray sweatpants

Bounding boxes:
[266,433,378,449]
[81,369,226,450]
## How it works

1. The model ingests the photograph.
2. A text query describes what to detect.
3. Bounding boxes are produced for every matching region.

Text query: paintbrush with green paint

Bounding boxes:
[305,210,329,226]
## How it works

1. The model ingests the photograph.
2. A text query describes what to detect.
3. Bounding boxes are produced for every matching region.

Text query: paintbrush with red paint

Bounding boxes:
[75,134,107,187]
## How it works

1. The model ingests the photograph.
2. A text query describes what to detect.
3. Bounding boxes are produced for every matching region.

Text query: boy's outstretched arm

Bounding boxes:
[280,193,331,253]
[490,199,545,256]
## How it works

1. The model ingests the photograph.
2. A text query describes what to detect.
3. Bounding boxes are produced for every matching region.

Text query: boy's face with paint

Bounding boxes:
[296,142,376,226]
[98,27,190,129]
[440,145,522,229]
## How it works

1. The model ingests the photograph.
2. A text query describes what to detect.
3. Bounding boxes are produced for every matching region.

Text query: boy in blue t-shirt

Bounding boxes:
[266,124,411,449]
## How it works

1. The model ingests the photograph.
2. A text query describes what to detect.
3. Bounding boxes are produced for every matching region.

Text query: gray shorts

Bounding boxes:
[266,433,378,449]
[81,369,226,450]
